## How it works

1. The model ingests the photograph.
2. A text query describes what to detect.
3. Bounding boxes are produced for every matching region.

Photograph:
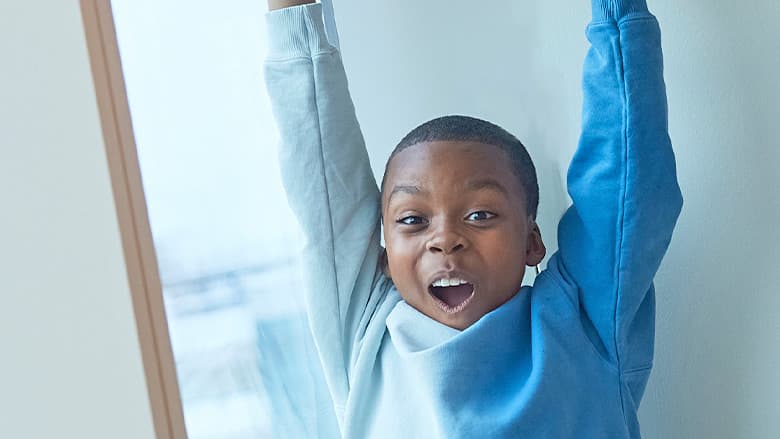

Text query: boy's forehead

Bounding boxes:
[382,140,524,203]
[385,140,513,183]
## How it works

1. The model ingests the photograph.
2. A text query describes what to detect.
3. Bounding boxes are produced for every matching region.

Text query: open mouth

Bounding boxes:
[428,279,476,314]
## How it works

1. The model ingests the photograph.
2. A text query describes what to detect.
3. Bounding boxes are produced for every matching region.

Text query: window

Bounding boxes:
[110,1,339,437]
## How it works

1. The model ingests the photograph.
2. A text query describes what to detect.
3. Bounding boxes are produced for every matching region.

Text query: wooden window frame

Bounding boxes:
[79,1,187,438]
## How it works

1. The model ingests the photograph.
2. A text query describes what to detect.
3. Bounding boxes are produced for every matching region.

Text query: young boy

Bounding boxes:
[264,0,682,437]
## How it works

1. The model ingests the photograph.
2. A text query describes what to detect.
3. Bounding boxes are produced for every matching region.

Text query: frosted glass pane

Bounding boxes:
[110,1,339,437]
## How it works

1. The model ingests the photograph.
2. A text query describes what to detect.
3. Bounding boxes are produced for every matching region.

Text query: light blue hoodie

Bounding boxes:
[264,1,682,437]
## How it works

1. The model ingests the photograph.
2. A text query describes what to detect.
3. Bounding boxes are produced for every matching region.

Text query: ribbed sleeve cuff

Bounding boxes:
[591,0,650,22]
[265,3,332,59]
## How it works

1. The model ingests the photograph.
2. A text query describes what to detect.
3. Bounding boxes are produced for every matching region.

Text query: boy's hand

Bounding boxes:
[268,0,315,11]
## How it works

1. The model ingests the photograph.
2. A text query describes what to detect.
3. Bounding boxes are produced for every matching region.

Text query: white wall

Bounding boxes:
[0,2,156,438]
[334,1,780,438]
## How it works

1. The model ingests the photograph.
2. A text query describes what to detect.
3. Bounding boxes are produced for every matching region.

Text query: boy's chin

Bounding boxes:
[401,296,481,330]
[426,303,484,331]
[400,287,518,330]
[427,292,519,331]
[436,315,479,331]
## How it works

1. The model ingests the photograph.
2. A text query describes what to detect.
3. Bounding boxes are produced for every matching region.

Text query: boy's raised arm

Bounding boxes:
[263,2,386,413]
[553,0,683,375]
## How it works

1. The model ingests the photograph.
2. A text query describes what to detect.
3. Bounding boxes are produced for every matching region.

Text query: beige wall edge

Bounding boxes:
[79,1,187,438]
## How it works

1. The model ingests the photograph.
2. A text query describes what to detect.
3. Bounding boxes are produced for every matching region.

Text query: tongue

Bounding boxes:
[432,284,473,307]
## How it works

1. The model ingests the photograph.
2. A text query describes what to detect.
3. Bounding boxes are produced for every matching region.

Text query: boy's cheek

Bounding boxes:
[384,250,410,286]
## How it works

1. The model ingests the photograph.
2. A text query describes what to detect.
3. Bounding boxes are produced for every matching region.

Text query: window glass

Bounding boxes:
[111,1,339,437]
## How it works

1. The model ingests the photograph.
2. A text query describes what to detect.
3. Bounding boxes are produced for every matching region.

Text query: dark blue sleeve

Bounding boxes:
[552,2,683,373]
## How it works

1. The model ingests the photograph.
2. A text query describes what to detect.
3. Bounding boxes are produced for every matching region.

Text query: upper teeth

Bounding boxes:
[431,278,469,287]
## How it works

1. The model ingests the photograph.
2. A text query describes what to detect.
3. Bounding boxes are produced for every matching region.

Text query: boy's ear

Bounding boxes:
[525,221,546,266]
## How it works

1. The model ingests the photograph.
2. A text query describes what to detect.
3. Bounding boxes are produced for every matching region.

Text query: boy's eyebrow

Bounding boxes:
[465,178,509,196]
[387,178,509,204]
[387,184,423,204]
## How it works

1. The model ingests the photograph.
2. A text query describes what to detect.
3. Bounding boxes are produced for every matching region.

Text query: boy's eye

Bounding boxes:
[397,216,427,226]
[466,211,496,222]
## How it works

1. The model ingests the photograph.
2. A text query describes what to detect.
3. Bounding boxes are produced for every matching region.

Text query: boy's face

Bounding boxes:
[381,141,546,330]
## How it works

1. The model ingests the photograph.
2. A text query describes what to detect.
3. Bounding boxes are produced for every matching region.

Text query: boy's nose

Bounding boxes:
[426,231,466,254]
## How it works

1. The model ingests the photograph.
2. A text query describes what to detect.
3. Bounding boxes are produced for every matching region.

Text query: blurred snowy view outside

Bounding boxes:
[111,1,339,437]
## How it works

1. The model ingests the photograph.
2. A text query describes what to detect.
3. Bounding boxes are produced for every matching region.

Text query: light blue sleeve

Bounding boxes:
[263,4,386,412]
[552,0,683,373]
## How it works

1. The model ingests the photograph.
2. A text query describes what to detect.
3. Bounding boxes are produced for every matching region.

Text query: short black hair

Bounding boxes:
[381,115,539,219]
